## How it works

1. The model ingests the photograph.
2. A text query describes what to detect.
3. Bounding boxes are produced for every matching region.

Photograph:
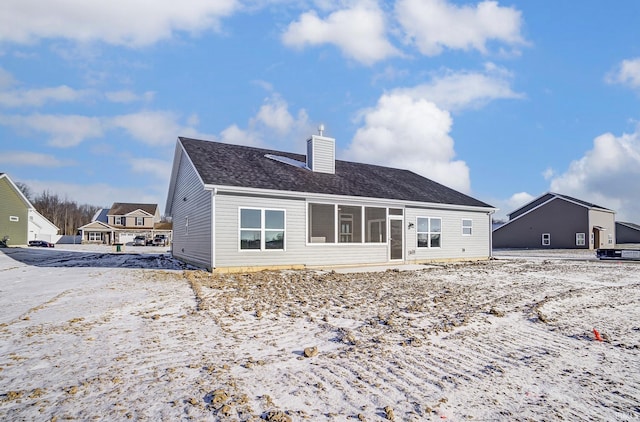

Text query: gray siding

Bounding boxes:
[169,152,212,269]
[616,223,640,244]
[493,199,589,248]
[405,207,491,262]
[213,194,490,269]
[0,177,29,245]
[215,194,391,268]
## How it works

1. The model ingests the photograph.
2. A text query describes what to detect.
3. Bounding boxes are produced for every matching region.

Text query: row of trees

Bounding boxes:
[16,183,103,236]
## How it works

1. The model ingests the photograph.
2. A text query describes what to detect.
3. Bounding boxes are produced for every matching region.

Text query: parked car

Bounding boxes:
[28,240,55,248]
[153,234,168,246]
[133,236,146,246]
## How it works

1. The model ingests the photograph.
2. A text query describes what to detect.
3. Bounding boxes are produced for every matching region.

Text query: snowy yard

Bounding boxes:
[1,246,639,421]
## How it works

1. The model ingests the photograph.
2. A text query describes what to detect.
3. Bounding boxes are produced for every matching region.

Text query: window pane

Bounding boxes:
[417,233,429,248]
[431,219,441,232]
[265,231,284,249]
[309,203,335,243]
[240,230,261,249]
[365,207,386,243]
[417,217,428,233]
[338,205,361,243]
[431,234,441,248]
[241,209,261,229]
[265,210,284,229]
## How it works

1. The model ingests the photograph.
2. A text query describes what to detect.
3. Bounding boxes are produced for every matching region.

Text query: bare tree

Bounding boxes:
[17,184,103,235]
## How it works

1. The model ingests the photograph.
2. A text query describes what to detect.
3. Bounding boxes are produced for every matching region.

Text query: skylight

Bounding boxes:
[264,154,309,170]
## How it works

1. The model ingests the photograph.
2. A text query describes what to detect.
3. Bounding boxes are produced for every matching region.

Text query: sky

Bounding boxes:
[1,0,639,222]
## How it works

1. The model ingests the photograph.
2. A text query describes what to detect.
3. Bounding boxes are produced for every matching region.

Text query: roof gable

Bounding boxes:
[108,203,158,216]
[177,137,493,209]
[0,173,34,209]
[78,221,113,230]
[508,192,612,220]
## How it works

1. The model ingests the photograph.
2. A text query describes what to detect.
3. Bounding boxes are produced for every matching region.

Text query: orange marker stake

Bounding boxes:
[593,328,603,342]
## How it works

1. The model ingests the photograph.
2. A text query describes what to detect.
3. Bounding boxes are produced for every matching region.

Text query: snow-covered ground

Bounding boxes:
[1,246,639,421]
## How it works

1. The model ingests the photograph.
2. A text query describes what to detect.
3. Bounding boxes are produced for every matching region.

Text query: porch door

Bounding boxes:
[389,218,404,261]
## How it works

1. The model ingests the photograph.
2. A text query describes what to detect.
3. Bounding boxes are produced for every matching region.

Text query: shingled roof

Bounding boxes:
[179,137,493,209]
[108,203,158,216]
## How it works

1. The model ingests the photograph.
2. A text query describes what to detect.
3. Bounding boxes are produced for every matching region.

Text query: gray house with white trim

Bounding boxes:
[165,135,496,272]
[493,192,616,249]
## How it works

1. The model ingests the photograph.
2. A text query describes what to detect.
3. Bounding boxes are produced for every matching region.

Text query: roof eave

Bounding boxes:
[204,183,496,213]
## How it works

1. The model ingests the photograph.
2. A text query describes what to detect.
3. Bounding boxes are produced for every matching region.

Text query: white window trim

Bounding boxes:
[114,216,123,225]
[88,232,102,241]
[416,216,442,248]
[462,219,472,236]
[238,207,286,252]
[305,202,390,246]
[542,233,551,246]
[9,216,19,222]
[135,217,144,226]
[576,233,585,246]
[608,233,613,244]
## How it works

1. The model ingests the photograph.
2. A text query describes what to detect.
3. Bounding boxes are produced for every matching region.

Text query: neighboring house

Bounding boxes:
[165,135,496,272]
[615,221,640,244]
[78,202,172,245]
[493,192,616,249]
[0,172,60,245]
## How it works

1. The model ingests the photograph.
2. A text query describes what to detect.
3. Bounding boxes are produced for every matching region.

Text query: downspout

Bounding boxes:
[210,188,217,271]
[488,210,495,259]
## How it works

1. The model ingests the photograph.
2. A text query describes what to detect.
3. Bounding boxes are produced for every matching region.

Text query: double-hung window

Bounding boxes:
[542,233,551,246]
[417,217,441,248]
[240,208,285,251]
[135,217,144,226]
[114,216,123,225]
[576,233,585,246]
[462,219,472,236]
[88,232,102,241]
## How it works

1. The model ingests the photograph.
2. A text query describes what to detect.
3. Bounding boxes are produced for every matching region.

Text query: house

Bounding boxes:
[492,192,616,249]
[165,135,496,272]
[78,202,172,245]
[615,221,640,244]
[0,173,60,245]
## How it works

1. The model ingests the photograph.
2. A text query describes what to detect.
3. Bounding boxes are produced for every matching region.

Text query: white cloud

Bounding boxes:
[219,124,261,147]
[0,67,16,88]
[111,111,183,145]
[542,167,555,180]
[394,64,523,111]
[105,90,155,103]
[0,113,104,147]
[0,0,239,47]
[345,93,471,193]
[489,191,535,221]
[0,109,208,147]
[395,0,525,56]
[129,157,172,184]
[0,85,93,108]
[220,93,312,150]
[549,129,640,221]
[254,95,295,134]
[606,58,640,90]
[282,1,400,65]
[0,151,74,167]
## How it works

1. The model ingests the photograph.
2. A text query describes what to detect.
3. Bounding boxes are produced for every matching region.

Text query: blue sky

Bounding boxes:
[1,0,640,221]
